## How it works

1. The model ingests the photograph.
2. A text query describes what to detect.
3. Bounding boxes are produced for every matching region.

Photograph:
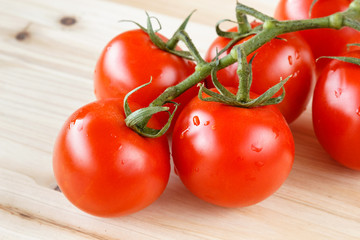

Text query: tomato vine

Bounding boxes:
[125,0,360,137]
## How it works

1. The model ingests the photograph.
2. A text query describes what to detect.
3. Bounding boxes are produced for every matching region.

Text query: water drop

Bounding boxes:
[180,127,190,139]
[211,125,216,130]
[251,144,263,153]
[272,127,280,139]
[295,50,300,59]
[75,119,83,131]
[293,70,300,78]
[288,55,293,65]
[193,116,200,126]
[356,107,360,116]
[237,156,245,162]
[334,88,342,98]
[255,161,265,168]
[118,145,123,151]
[204,121,210,126]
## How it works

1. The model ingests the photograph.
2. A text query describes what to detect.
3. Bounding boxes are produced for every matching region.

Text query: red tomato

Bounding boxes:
[312,50,360,170]
[171,89,295,207]
[94,29,197,128]
[275,0,360,74]
[205,27,315,123]
[53,99,170,217]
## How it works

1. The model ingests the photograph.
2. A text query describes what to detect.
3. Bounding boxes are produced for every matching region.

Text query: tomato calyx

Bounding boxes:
[121,11,196,60]
[123,79,179,138]
[200,46,292,108]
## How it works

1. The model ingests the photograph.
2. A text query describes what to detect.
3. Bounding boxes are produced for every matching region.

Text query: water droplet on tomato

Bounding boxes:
[356,107,360,116]
[255,161,265,168]
[204,121,210,126]
[118,145,123,151]
[211,125,216,130]
[180,127,190,139]
[193,116,200,126]
[251,144,263,153]
[237,156,245,162]
[272,127,280,139]
[288,55,293,65]
[295,50,300,59]
[293,70,300,78]
[74,119,83,131]
[334,88,342,98]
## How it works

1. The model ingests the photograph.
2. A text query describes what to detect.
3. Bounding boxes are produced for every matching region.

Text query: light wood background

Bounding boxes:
[1,0,360,239]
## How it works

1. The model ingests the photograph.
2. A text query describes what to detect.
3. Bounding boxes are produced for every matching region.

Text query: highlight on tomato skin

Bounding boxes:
[171,88,295,208]
[204,25,316,124]
[312,50,360,171]
[52,98,171,217]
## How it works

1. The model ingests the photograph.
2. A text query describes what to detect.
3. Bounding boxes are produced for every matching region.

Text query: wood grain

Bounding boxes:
[0,0,360,239]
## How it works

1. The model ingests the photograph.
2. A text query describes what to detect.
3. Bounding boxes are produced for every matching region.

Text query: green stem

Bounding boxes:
[150,9,359,105]
[176,30,206,65]
[235,47,251,102]
[128,0,360,137]
[236,10,251,34]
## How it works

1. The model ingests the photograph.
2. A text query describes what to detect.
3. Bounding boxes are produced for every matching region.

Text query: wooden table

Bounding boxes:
[1,0,360,239]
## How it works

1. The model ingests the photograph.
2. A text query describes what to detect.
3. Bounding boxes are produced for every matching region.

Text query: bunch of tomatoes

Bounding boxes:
[52,0,360,217]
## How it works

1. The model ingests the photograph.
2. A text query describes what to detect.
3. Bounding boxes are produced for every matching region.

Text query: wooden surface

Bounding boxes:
[1,0,360,239]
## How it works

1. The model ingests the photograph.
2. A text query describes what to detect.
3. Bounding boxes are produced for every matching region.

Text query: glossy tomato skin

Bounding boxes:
[94,29,197,127]
[53,99,170,217]
[205,27,315,123]
[312,50,360,170]
[171,89,295,207]
[275,0,360,74]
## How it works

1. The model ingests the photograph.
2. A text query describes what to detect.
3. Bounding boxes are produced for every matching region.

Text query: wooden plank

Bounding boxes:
[0,0,360,239]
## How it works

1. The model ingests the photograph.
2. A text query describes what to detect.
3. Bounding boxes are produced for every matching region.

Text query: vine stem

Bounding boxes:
[128,0,360,137]
[151,4,360,105]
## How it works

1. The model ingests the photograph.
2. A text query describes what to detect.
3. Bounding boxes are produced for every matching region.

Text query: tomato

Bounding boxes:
[312,50,360,170]
[94,29,197,128]
[171,89,295,207]
[275,0,360,75]
[205,26,315,123]
[53,98,170,217]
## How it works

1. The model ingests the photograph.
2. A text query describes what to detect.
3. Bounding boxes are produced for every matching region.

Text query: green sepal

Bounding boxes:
[123,79,179,138]
[244,75,291,108]
[347,43,360,51]
[216,19,243,38]
[198,83,236,104]
[210,53,235,98]
[317,56,360,66]
[123,78,153,117]
[309,0,319,18]
[167,10,196,49]
[146,12,167,50]
[236,1,275,22]
[125,106,169,128]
